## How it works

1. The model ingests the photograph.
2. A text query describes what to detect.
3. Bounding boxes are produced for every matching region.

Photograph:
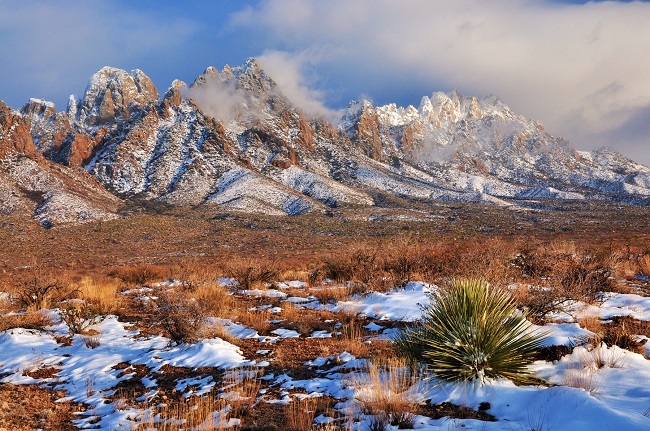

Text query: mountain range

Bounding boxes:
[2,58,649,226]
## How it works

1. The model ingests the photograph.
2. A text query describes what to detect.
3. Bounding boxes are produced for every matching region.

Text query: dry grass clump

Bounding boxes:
[221,367,264,419]
[285,397,323,431]
[192,283,233,319]
[109,264,166,287]
[578,317,646,355]
[309,285,354,304]
[136,394,231,430]
[562,368,600,396]
[74,275,120,314]
[353,358,420,430]
[0,311,53,332]
[168,258,221,289]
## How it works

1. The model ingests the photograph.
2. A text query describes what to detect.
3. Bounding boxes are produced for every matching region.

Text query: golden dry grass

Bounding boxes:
[352,358,421,428]
[75,276,121,314]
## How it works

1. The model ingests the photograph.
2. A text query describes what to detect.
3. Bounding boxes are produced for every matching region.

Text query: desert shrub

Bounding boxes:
[639,254,650,276]
[557,257,615,302]
[381,235,427,287]
[321,246,379,285]
[395,279,548,385]
[59,305,104,334]
[514,253,619,323]
[13,269,76,310]
[511,284,569,324]
[511,247,552,278]
[153,290,207,344]
[224,257,276,290]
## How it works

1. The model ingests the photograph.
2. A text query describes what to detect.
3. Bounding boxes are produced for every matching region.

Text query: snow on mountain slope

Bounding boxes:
[0,102,120,225]
[206,167,323,215]
[272,165,373,207]
[8,59,650,218]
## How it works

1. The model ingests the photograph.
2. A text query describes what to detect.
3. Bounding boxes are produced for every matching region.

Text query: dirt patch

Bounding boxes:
[0,383,85,431]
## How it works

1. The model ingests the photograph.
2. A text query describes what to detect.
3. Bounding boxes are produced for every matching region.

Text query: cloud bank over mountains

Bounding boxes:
[232,0,650,164]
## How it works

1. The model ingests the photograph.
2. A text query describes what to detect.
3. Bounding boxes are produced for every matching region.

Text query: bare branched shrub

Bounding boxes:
[13,268,77,310]
[511,247,553,278]
[515,250,619,323]
[321,246,379,286]
[382,235,426,287]
[639,254,650,276]
[557,258,615,302]
[153,289,207,344]
[224,257,276,290]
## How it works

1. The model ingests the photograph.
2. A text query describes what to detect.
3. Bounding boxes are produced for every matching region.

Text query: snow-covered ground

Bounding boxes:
[2,281,650,430]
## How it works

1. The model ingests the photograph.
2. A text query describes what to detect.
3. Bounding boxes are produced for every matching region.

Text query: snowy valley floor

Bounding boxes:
[2,277,650,430]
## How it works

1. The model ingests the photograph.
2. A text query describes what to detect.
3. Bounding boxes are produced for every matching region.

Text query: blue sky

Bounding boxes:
[1,0,649,165]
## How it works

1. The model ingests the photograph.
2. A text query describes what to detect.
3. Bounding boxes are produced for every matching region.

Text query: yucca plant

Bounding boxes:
[395,279,548,385]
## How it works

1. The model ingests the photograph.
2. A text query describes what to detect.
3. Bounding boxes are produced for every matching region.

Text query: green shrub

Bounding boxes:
[59,305,104,334]
[395,279,548,385]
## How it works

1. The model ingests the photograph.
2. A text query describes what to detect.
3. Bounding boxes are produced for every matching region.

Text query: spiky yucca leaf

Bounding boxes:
[395,279,548,385]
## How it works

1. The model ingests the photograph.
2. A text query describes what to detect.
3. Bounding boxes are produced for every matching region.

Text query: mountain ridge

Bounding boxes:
[2,58,650,226]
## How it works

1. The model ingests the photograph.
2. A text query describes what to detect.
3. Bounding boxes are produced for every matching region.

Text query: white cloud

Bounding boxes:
[182,78,249,124]
[230,0,650,165]
[257,50,337,120]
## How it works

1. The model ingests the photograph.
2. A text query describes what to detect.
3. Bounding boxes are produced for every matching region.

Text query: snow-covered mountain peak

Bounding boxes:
[77,66,159,126]
[375,103,419,127]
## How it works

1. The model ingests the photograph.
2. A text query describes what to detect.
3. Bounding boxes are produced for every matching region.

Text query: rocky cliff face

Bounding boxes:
[0,101,120,226]
[341,91,650,203]
[6,59,650,222]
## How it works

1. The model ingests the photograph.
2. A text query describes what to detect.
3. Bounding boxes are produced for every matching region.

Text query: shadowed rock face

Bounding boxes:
[0,101,39,160]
